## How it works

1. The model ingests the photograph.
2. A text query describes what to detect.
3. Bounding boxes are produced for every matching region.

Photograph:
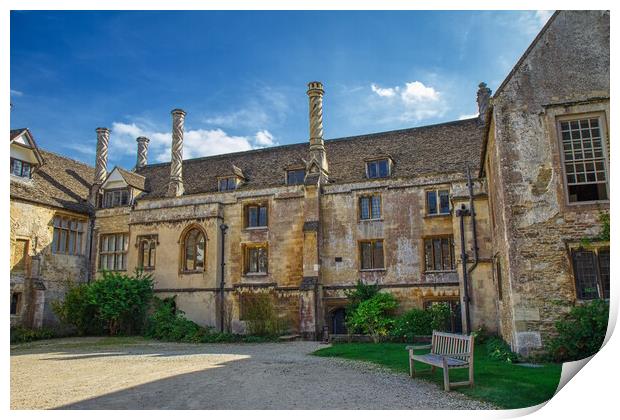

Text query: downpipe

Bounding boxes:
[456,204,472,334]
[219,223,229,333]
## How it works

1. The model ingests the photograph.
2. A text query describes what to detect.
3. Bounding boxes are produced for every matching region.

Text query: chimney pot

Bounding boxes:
[135,136,150,170]
[306,81,328,183]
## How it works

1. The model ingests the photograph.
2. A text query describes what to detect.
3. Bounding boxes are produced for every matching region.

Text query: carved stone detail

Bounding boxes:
[94,127,110,185]
[306,81,328,183]
[167,109,186,197]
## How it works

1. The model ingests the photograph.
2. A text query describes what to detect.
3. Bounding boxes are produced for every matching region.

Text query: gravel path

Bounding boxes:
[11,337,494,409]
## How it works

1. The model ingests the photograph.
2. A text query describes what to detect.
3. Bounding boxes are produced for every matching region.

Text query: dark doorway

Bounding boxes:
[331,308,347,334]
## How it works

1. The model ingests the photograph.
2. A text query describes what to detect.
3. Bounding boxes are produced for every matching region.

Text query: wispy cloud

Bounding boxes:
[10,89,23,97]
[109,121,279,165]
[368,80,445,122]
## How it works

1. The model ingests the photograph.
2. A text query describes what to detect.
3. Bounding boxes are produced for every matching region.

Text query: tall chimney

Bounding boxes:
[167,109,186,197]
[89,127,110,206]
[94,127,110,184]
[306,81,328,183]
[135,136,150,170]
[477,82,492,125]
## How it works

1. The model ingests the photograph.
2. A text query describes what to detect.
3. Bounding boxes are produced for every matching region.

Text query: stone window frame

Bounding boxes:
[358,239,385,271]
[10,292,23,316]
[98,232,129,271]
[358,193,382,221]
[242,243,269,276]
[422,235,456,273]
[543,101,610,212]
[244,201,269,230]
[425,188,451,216]
[286,167,306,185]
[567,242,610,301]
[364,157,392,179]
[493,254,504,302]
[218,176,239,192]
[179,224,207,274]
[51,214,87,256]
[136,234,159,271]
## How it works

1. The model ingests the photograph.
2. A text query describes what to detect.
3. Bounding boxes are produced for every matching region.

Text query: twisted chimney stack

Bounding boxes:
[94,127,110,185]
[135,136,150,170]
[306,81,329,183]
[167,109,186,197]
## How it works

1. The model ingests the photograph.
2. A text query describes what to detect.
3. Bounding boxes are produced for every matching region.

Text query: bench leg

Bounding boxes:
[431,366,436,374]
[442,359,450,391]
[469,363,474,388]
[409,350,415,378]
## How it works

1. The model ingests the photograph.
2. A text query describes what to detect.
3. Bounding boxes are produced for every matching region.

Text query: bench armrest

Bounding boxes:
[406,344,432,350]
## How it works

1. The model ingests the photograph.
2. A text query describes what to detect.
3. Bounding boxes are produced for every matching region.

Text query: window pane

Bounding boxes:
[424,240,433,272]
[360,197,370,220]
[258,248,267,273]
[22,162,31,178]
[572,250,600,299]
[373,241,384,269]
[367,162,378,178]
[441,238,451,270]
[12,159,22,176]
[248,248,258,273]
[258,206,268,226]
[439,190,450,214]
[598,250,610,299]
[288,170,305,185]
[68,231,75,255]
[59,230,67,254]
[52,228,59,254]
[361,242,373,269]
[248,207,258,227]
[427,191,437,215]
[371,196,381,219]
[196,237,205,268]
[433,239,442,271]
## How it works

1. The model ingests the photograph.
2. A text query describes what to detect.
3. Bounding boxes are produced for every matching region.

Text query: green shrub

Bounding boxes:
[53,270,154,336]
[10,326,57,344]
[243,293,288,337]
[472,325,492,345]
[391,308,432,341]
[145,297,209,343]
[346,293,398,342]
[52,282,102,335]
[345,280,379,317]
[487,337,519,363]
[546,299,609,362]
[428,302,451,332]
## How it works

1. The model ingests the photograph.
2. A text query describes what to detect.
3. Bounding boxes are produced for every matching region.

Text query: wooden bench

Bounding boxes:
[406,331,474,391]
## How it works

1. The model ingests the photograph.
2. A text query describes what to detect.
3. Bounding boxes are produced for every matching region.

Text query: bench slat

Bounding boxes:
[412,353,469,367]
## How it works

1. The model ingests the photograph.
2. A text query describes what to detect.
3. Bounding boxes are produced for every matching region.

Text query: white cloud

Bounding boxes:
[10,89,23,97]
[109,121,278,165]
[368,80,445,122]
[371,83,398,98]
[254,130,276,147]
[459,113,479,120]
[400,81,440,103]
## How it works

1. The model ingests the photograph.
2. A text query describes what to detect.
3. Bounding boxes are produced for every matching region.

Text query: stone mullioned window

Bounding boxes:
[99,233,128,271]
[359,194,381,220]
[571,247,609,300]
[359,239,384,270]
[52,216,86,256]
[426,189,450,215]
[424,236,455,272]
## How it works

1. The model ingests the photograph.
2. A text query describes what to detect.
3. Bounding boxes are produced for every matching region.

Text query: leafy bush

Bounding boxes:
[10,326,57,344]
[546,299,609,362]
[145,297,209,342]
[52,282,102,335]
[428,302,451,332]
[345,280,379,317]
[53,270,154,336]
[472,325,492,345]
[487,337,519,363]
[346,293,398,342]
[243,293,288,337]
[391,308,432,341]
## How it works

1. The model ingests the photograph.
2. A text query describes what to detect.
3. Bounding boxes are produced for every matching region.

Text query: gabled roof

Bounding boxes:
[104,166,147,191]
[136,118,484,199]
[10,148,95,214]
[10,127,45,166]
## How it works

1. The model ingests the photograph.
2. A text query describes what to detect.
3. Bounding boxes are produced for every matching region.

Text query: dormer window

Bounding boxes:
[366,159,390,179]
[102,189,129,208]
[219,177,238,192]
[10,158,31,178]
[287,169,305,185]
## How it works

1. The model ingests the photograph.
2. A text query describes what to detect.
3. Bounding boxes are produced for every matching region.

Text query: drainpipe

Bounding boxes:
[219,223,228,332]
[456,204,472,334]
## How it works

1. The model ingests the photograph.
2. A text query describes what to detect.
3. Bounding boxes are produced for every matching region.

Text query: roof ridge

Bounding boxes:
[140,117,479,170]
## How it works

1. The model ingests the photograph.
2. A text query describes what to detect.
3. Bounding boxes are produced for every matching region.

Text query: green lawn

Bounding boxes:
[313,343,562,409]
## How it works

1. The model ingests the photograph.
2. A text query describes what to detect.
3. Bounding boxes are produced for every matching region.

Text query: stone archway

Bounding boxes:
[330,307,347,334]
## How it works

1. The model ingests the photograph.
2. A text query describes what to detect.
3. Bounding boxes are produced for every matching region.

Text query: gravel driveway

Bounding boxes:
[11,337,494,409]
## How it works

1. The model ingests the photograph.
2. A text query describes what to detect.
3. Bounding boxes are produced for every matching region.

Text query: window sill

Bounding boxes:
[424,213,451,218]
[359,268,386,272]
[359,218,383,223]
[243,272,268,277]
[179,270,205,275]
[424,270,457,274]
[244,226,268,231]
[98,269,127,273]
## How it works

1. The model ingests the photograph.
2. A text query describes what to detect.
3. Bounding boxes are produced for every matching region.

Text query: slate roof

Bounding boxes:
[136,118,484,199]
[116,167,147,191]
[10,149,95,214]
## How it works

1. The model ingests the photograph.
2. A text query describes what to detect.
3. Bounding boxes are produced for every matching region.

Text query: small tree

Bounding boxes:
[346,293,398,342]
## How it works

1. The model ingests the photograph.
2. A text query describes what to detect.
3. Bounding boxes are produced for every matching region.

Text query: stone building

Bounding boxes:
[9,10,609,354]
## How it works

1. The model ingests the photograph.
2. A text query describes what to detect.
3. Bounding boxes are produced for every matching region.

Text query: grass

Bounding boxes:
[313,342,562,409]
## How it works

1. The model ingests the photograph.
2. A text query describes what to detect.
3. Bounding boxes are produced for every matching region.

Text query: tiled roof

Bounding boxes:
[10,128,26,141]
[116,167,147,191]
[136,118,484,199]
[10,149,95,214]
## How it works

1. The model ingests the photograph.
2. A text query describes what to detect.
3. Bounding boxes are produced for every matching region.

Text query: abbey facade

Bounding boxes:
[10,11,609,355]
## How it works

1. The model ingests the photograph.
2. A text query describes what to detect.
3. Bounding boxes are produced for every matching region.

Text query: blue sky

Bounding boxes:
[10,10,553,169]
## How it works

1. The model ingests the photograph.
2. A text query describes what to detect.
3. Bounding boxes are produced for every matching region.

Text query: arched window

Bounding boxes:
[138,236,157,270]
[182,227,206,272]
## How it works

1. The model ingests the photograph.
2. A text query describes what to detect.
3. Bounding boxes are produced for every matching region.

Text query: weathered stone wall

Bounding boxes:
[10,200,90,327]
[488,11,610,353]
